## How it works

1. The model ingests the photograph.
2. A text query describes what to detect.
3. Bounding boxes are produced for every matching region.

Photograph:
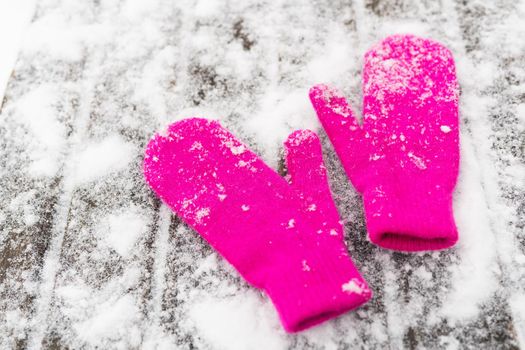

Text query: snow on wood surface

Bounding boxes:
[0,0,524,348]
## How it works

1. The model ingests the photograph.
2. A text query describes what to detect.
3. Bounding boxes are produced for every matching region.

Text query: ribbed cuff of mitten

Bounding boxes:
[263,247,371,332]
[363,186,458,251]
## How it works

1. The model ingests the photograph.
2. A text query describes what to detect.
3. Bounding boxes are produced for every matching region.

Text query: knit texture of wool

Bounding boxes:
[310,34,460,252]
[143,118,371,332]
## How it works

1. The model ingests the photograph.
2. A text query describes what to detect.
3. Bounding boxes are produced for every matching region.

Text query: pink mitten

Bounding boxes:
[310,34,459,252]
[143,118,371,332]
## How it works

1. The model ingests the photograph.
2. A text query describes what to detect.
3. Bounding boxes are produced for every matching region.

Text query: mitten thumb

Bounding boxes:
[284,130,330,199]
[283,130,342,236]
[309,84,369,193]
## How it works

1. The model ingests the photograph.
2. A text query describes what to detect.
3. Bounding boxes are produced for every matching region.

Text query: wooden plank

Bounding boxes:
[0,15,84,346]
[0,0,523,348]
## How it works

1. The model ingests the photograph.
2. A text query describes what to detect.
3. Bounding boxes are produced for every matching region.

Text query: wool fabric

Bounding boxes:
[143,118,371,332]
[310,34,460,251]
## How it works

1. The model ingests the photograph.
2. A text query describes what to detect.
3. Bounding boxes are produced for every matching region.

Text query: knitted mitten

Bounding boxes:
[310,34,459,252]
[143,118,371,332]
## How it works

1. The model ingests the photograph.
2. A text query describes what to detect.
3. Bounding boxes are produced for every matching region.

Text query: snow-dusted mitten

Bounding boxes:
[310,34,459,252]
[143,118,371,332]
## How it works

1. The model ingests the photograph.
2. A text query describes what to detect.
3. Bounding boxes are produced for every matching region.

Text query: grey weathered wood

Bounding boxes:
[0,0,523,349]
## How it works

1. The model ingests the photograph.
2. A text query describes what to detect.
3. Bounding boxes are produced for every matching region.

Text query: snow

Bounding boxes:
[407,151,427,170]
[440,125,451,133]
[510,293,525,347]
[0,0,523,348]
[246,88,320,165]
[342,278,368,295]
[440,59,503,322]
[0,0,35,99]
[194,207,211,223]
[53,267,144,348]
[188,291,288,350]
[75,295,142,347]
[102,206,149,258]
[22,7,113,62]
[10,84,67,177]
[302,260,311,272]
[306,26,355,83]
[74,135,136,184]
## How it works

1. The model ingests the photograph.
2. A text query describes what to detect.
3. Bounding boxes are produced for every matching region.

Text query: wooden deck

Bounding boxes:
[0,0,524,348]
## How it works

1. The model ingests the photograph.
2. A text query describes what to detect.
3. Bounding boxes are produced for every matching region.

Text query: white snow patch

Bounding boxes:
[515,253,525,265]
[441,94,498,322]
[299,320,341,349]
[54,266,143,349]
[439,335,460,350]
[407,151,427,170]
[194,0,222,17]
[121,0,160,20]
[510,293,525,348]
[74,135,135,184]
[194,253,220,277]
[342,278,367,295]
[377,20,430,40]
[369,319,389,343]
[23,8,113,61]
[103,206,149,258]
[246,88,319,165]
[133,45,177,119]
[306,25,354,83]
[75,295,142,347]
[13,84,67,177]
[188,291,288,350]
[302,260,311,272]
[9,190,38,226]
[382,267,405,346]
[195,207,210,223]
[230,145,245,155]
[440,125,452,133]
[190,141,203,151]
[307,204,317,211]
[0,0,35,100]
[4,309,29,341]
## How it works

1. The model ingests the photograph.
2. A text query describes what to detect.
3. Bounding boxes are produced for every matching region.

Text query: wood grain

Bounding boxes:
[0,0,523,348]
